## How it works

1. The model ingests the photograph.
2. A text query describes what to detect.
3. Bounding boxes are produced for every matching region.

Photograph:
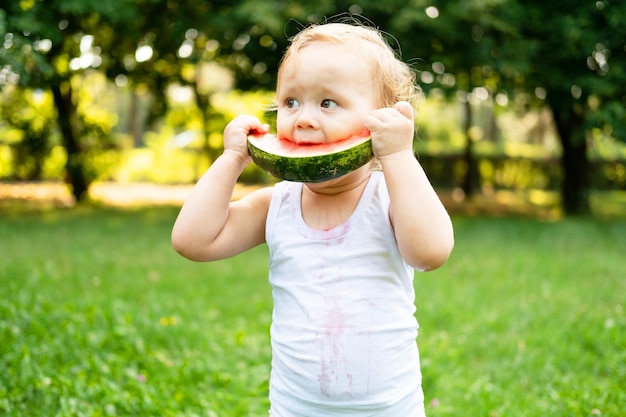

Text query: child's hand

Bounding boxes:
[364,101,415,159]
[222,115,270,163]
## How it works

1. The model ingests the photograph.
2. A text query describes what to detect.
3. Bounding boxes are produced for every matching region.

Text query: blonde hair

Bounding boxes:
[277,22,420,109]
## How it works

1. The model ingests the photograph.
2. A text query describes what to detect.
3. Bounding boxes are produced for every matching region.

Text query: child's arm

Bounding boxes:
[171,115,272,262]
[365,102,454,271]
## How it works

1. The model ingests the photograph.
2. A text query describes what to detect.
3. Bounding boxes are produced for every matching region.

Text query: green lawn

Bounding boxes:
[1,207,624,416]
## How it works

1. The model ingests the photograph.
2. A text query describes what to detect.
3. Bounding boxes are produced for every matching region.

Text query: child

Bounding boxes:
[172,22,454,416]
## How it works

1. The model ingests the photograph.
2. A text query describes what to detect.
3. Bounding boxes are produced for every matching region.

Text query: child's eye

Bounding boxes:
[321,99,337,109]
[286,98,300,108]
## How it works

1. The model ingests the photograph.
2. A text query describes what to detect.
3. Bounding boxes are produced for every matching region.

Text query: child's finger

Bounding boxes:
[394,101,415,121]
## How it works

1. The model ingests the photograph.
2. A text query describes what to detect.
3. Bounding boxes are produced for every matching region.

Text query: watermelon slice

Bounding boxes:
[247,133,373,182]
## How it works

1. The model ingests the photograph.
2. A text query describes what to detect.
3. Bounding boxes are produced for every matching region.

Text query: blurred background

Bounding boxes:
[1,2,625,416]
[1,0,625,217]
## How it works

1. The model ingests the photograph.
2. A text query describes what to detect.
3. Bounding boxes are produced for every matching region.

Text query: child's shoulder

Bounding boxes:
[239,184,274,204]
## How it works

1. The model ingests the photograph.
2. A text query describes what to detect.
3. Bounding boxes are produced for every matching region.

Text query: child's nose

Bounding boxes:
[295,106,319,129]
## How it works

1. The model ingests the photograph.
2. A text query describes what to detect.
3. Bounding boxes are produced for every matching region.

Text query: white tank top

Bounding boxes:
[265,171,425,416]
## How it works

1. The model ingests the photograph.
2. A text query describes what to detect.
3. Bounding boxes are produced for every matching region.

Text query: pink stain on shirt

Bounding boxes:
[317,293,353,397]
[308,220,351,245]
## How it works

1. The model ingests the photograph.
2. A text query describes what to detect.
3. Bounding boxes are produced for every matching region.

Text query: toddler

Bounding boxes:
[172,21,454,416]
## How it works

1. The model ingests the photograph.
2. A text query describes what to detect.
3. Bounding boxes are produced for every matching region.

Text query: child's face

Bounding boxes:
[276,42,378,145]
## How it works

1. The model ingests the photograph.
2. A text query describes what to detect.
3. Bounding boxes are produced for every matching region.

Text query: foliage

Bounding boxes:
[232,0,626,214]
[0,208,624,415]
[0,87,56,180]
[509,0,626,214]
[1,0,625,213]
[108,89,275,184]
[517,1,626,130]
[0,0,135,200]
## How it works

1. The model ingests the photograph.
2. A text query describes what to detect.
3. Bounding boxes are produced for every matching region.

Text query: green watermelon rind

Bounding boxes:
[247,135,373,183]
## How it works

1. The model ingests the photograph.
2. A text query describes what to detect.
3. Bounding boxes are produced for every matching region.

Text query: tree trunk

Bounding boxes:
[462,98,480,196]
[551,105,590,215]
[51,81,89,203]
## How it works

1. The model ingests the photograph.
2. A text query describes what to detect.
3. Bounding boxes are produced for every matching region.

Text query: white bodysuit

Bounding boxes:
[265,171,426,416]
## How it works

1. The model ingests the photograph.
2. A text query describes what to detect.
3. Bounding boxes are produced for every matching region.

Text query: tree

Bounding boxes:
[388,0,523,198]
[357,0,626,215]
[2,0,624,213]
[0,0,291,201]
[0,0,148,200]
[513,0,626,214]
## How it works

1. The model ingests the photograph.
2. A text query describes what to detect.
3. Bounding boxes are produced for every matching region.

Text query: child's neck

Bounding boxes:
[300,169,371,230]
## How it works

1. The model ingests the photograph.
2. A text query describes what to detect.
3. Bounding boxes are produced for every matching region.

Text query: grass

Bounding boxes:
[1,206,624,416]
